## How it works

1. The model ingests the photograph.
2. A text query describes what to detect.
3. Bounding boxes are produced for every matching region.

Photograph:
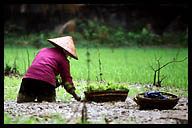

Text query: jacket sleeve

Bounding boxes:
[60,59,76,95]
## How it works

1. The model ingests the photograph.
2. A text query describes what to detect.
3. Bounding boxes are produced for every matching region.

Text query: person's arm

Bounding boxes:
[60,59,81,101]
[63,81,81,101]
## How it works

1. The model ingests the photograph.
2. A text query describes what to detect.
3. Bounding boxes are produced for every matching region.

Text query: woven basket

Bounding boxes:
[133,92,179,110]
[84,89,129,102]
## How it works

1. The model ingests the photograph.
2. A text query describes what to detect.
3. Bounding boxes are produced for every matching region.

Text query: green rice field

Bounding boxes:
[4,46,188,90]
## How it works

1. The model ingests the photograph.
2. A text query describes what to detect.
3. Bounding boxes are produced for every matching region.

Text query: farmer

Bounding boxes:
[16,36,81,103]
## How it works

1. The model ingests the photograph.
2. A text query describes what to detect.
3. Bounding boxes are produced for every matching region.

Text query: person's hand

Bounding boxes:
[73,94,81,101]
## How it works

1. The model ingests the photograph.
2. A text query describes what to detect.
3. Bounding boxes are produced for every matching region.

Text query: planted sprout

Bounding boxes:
[86,46,91,86]
[12,56,19,75]
[97,45,103,82]
[4,64,12,76]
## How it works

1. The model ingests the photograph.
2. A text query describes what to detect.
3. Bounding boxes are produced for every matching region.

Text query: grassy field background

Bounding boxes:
[4,46,188,88]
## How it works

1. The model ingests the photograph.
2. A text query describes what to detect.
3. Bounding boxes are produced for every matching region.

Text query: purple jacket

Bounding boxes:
[24,47,75,91]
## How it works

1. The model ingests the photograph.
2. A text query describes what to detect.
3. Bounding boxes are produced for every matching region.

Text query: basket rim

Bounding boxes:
[136,91,179,101]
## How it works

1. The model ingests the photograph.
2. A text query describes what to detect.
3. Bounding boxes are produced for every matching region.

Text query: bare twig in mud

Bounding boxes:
[65,100,88,124]
[80,43,89,123]
[81,101,88,123]
[150,50,188,87]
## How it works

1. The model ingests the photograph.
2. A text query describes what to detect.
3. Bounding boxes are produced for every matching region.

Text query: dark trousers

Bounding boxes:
[17,78,56,103]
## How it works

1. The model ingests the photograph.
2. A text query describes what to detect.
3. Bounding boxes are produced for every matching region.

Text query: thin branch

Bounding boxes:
[157,58,161,86]
[153,70,157,86]
[158,56,163,61]
[150,50,187,87]
[149,64,156,71]
[158,57,188,71]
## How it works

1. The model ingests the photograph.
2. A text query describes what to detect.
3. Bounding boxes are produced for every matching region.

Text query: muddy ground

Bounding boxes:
[4,96,188,124]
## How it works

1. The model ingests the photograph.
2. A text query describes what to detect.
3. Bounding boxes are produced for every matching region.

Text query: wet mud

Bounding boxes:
[4,97,188,124]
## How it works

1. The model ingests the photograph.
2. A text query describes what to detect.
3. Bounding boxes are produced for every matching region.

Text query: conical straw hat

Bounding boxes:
[47,36,78,60]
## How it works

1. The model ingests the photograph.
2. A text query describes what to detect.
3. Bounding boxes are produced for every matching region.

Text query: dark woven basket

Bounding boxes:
[84,89,129,102]
[133,92,179,110]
